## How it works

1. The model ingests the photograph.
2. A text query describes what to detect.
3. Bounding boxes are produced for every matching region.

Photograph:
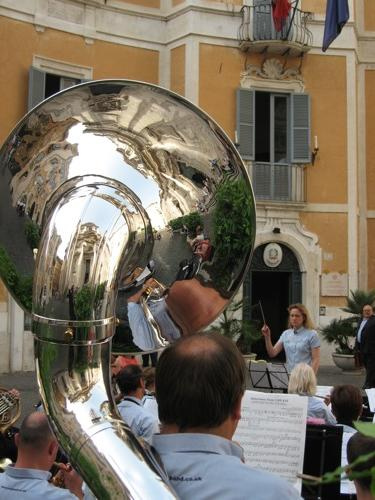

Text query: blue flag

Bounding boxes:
[322,0,349,52]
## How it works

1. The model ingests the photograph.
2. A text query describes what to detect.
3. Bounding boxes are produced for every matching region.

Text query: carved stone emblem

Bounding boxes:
[242,58,302,82]
[263,243,283,268]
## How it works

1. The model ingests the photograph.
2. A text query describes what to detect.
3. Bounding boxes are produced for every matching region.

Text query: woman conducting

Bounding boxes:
[261,303,320,373]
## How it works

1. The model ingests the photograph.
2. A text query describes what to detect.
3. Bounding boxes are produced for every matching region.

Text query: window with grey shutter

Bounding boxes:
[28,67,86,111]
[28,67,46,111]
[236,88,255,160]
[291,93,310,163]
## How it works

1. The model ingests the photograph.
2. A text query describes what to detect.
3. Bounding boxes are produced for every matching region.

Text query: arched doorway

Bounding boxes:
[244,242,302,360]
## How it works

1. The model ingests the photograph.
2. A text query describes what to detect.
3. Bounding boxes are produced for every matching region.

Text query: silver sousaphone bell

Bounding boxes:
[0,80,256,499]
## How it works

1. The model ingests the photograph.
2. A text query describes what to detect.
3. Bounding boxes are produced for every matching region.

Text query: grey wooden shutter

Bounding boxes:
[236,88,255,161]
[291,93,310,163]
[253,163,270,198]
[28,67,46,110]
[254,0,272,40]
[274,164,290,199]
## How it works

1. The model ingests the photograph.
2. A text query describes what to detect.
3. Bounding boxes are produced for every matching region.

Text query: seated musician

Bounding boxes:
[0,411,83,499]
[152,331,302,499]
[330,385,363,433]
[347,432,375,500]
[141,367,158,421]
[116,365,159,444]
[288,363,336,425]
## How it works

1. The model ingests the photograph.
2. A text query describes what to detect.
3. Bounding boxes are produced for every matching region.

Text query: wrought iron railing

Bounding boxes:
[238,0,312,49]
[248,162,306,203]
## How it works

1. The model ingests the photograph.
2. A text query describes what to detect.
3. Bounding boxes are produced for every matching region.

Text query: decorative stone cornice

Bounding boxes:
[240,58,305,92]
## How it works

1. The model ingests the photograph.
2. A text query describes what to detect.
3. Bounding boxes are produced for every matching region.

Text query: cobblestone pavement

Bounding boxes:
[0,364,366,426]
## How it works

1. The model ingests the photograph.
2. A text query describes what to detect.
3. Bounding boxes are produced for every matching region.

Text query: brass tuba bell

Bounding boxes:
[0,80,256,498]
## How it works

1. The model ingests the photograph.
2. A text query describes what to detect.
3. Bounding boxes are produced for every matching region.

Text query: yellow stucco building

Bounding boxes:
[0,0,372,369]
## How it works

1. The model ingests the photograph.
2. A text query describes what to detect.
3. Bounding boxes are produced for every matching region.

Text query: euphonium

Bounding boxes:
[0,80,256,498]
[0,389,20,434]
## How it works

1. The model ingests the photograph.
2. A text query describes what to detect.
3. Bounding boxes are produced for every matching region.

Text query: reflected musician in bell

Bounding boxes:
[261,304,320,374]
[152,332,301,500]
[127,277,228,351]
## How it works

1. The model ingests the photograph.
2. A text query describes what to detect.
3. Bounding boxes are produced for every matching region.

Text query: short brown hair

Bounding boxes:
[156,331,246,431]
[347,432,375,491]
[330,385,362,424]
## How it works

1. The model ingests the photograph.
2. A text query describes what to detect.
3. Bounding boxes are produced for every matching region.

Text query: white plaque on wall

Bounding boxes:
[321,272,348,296]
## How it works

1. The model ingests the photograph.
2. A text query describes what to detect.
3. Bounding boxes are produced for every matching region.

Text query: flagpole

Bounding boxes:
[284,0,299,41]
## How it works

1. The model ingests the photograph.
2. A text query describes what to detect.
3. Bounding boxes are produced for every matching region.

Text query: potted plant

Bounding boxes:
[215,299,261,365]
[320,317,358,372]
[341,289,375,316]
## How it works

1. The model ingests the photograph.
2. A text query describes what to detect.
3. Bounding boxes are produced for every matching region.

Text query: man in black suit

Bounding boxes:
[359,305,375,388]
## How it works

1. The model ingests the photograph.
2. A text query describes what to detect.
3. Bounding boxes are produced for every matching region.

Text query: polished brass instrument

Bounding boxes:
[0,81,256,498]
[0,388,20,434]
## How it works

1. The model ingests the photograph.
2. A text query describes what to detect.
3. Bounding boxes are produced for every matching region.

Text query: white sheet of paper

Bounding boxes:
[340,431,356,495]
[365,388,375,412]
[315,385,333,399]
[233,390,307,493]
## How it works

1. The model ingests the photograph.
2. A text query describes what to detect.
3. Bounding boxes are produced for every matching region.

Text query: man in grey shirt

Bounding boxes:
[117,364,159,444]
[152,332,302,499]
[0,412,83,499]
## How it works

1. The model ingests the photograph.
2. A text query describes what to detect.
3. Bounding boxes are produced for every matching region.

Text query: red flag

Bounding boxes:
[272,0,291,32]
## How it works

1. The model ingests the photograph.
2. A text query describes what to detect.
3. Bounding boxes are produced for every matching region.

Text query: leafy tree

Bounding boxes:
[209,178,255,291]
[74,285,94,321]
[168,212,203,235]
[24,220,41,250]
[0,246,32,310]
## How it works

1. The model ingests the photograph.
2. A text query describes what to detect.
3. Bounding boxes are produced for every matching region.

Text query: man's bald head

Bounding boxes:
[18,412,55,452]
[156,331,246,431]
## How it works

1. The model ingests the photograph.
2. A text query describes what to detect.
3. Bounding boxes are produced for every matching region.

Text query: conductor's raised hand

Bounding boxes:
[261,324,271,338]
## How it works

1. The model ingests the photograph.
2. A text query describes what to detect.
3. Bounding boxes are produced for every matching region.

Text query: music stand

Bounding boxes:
[302,424,343,500]
[249,361,289,392]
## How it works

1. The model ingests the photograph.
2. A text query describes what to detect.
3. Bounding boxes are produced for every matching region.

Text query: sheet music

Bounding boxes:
[365,388,375,412]
[340,431,356,495]
[234,390,307,493]
[315,385,333,399]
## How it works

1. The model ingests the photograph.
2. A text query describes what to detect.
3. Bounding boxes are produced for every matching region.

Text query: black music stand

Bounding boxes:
[302,424,343,500]
[249,361,289,392]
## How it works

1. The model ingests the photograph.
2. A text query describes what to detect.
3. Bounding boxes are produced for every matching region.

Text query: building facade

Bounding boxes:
[0,0,373,370]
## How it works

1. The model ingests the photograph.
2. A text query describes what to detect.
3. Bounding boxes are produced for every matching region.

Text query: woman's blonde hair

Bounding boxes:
[288,363,317,396]
[288,303,315,329]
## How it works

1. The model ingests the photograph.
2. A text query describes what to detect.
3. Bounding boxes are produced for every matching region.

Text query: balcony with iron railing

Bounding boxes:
[248,162,306,204]
[238,1,313,56]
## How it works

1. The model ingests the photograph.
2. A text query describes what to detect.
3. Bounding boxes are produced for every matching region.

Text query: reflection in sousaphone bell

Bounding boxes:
[0,80,256,498]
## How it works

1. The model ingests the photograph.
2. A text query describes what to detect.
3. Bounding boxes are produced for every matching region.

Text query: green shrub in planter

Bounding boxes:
[320,317,357,355]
